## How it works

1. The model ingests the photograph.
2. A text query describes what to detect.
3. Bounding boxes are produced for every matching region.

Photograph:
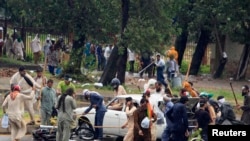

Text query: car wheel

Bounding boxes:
[77,127,95,140]
[116,136,124,141]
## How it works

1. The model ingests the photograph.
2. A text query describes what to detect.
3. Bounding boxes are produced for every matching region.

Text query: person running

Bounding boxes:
[10,66,41,125]
[2,85,35,141]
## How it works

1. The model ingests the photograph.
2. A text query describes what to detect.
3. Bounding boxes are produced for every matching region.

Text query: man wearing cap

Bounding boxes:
[216,96,236,125]
[194,98,211,141]
[10,66,41,125]
[237,85,250,125]
[56,74,75,95]
[155,54,168,89]
[82,89,107,141]
[161,95,174,141]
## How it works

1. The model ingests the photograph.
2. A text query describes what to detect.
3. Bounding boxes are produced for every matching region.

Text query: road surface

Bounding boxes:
[0,134,117,141]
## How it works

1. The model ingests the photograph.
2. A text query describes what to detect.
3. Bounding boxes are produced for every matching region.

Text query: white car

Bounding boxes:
[74,94,199,140]
[74,94,167,140]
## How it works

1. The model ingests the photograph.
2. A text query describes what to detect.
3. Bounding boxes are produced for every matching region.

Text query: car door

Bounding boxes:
[103,97,125,135]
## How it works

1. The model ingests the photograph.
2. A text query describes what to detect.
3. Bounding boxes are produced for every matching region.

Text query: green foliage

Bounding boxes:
[180,60,189,74]
[199,65,210,74]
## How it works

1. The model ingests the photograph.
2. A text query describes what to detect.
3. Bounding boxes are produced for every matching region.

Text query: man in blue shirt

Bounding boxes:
[155,54,168,88]
[161,95,174,141]
[82,89,107,140]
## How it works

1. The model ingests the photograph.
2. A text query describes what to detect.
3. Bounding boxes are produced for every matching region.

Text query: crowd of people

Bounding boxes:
[1,40,250,141]
[1,64,250,141]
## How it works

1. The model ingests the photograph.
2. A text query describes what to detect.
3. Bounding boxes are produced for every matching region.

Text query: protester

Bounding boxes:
[31,34,42,64]
[150,81,165,141]
[47,45,58,75]
[166,54,178,82]
[40,79,57,125]
[128,48,135,74]
[56,74,76,95]
[82,89,107,140]
[139,51,153,78]
[143,78,157,94]
[13,37,25,61]
[195,98,211,141]
[161,95,174,141]
[104,44,112,66]
[10,66,41,125]
[33,68,47,122]
[56,88,77,141]
[167,96,189,141]
[183,81,198,97]
[3,34,14,58]
[199,93,216,125]
[155,54,168,88]
[133,98,157,141]
[166,46,178,62]
[237,85,250,125]
[43,37,51,59]
[216,96,236,125]
[111,78,127,97]
[2,85,35,141]
[121,97,137,141]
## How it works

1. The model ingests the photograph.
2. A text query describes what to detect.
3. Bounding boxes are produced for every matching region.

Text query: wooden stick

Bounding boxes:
[94,126,122,128]
[230,82,238,105]
[185,62,191,82]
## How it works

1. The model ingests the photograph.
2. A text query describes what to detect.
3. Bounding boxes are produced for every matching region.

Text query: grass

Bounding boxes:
[0,57,33,66]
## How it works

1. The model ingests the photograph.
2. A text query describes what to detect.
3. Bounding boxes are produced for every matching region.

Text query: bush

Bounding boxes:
[179,61,210,74]
[179,61,189,74]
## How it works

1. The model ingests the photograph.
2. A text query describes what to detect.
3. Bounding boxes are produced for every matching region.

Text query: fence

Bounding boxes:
[182,42,211,65]
[25,32,68,60]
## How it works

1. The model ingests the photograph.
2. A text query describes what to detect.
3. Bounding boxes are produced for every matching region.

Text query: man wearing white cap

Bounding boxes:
[82,89,107,141]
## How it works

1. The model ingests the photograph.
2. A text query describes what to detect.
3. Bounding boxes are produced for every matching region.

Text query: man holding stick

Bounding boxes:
[82,89,107,141]
[237,85,250,125]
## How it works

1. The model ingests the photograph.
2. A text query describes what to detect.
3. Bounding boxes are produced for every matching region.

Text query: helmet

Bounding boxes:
[111,78,120,88]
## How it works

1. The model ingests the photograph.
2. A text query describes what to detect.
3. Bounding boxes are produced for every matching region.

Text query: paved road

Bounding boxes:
[0,134,117,141]
[0,135,33,141]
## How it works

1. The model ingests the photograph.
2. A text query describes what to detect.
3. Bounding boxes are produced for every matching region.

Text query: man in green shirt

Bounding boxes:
[56,74,76,95]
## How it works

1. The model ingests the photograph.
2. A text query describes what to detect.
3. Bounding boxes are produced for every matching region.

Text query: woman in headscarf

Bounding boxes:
[2,85,35,141]
[56,88,77,141]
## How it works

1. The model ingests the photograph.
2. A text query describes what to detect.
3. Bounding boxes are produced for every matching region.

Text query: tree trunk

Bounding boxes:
[213,35,226,79]
[117,0,130,84]
[235,44,250,80]
[175,24,188,67]
[99,46,119,85]
[99,0,129,85]
[189,29,211,75]
[64,35,85,74]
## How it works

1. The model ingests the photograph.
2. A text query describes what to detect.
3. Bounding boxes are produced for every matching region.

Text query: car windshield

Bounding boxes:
[106,97,126,111]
